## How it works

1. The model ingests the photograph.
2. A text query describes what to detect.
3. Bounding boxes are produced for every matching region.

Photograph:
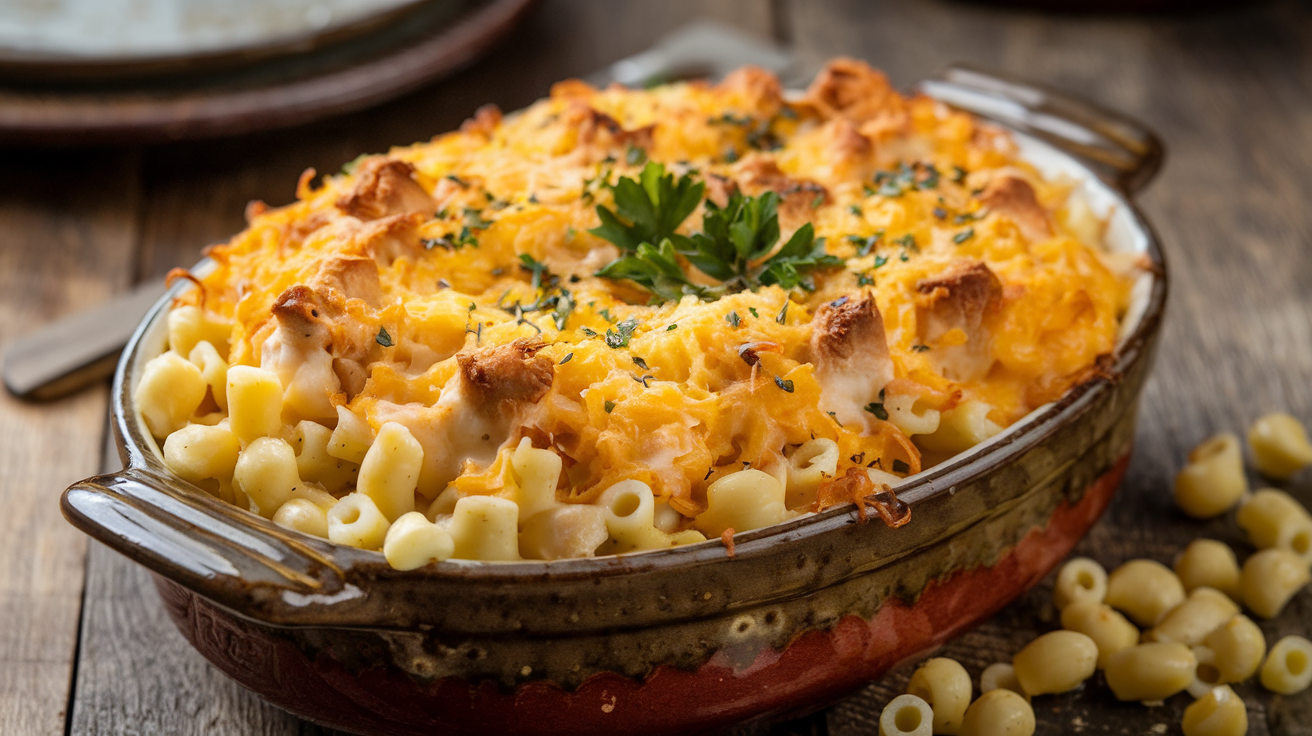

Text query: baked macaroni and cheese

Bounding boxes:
[137,59,1137,568]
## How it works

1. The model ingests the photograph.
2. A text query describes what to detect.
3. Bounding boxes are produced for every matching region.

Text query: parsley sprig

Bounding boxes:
[590,162,704,254]
[591,163,843,302]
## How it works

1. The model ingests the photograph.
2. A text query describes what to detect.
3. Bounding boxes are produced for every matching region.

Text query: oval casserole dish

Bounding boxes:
[62,64,1167,736]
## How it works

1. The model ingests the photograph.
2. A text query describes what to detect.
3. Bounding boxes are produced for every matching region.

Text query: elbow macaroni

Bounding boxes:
[979,663,1026,699]
[1173,433,1247,519]
[1011,630,1098,696]
[1174,539,1242,601]
[327,492,390,549]
[1052,557,1108,611]
[959,690,1034,736]
[599,480,705,554]
[384,511,455,570]
[1240,547,1310,619]
[1104,642,1197,703]
[1247,412,1312,479]
[694,469,788,538]
[233,437,302,518]
[1181,685,1247,736]
[785,439,839,509]
[1105,559,1186,627]
[357,422,423,522]
[905,658,971,735]
[1059,601,1139,670]
[1260,635,1312,695]
[878,694,934,736]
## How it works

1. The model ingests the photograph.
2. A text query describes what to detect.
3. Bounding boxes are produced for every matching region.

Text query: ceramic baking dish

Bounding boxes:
[62,64,1167,735]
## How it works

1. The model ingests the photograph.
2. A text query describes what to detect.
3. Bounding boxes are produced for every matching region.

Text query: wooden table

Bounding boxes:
[5,1,1312,733]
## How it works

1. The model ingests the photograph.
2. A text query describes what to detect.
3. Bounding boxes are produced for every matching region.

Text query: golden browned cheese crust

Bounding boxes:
[172,58,1136,519]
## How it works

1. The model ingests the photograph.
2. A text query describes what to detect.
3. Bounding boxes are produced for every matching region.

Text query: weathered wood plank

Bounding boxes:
[0,149,139,736]
[70,3,777,735]
[784,0,1312,733]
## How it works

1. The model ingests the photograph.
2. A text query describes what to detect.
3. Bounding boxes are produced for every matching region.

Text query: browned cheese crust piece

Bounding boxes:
[979,174,1053,241]
[456,338,555,416]
[309,255,383,308]
[809,293,895,428]
[916,261,1003,381]
[732,155,829,231]
[271,285,332,349]
[335,158,437,221]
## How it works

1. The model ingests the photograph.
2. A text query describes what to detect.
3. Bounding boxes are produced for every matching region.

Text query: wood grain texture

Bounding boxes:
[0,150,139,735]
[785,1,1312,733]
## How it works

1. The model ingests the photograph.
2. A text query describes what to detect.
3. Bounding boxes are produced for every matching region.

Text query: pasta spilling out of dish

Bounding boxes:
[138,59,1139,568]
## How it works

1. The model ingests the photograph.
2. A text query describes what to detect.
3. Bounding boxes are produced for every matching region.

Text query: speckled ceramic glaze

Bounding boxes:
[63,66,1167,736]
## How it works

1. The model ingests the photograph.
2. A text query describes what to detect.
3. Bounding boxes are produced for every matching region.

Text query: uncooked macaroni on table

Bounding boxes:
[136,58,1136,568]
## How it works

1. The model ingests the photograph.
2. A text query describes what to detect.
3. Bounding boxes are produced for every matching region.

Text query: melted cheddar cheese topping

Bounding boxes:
[168,59,1134,549]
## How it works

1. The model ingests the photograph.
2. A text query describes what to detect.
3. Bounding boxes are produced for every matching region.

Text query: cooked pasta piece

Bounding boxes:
[1248,412,1312,479]
[1052,557,1107,610]
[1105,559,1185,627]
[233,436,302,518]
[1260,635,1312,694]
[694,469,788,537]
[290,485,339,510]
[273,498,329,538]
[1203,614,1266,683]
[1011,631,1098,696]
[785,438,840,510]
[357,421,423,522]
[978,663,1026,699]
[1236,488,1312,562]
[166,304,232,359]
[327,492,390,549]
[519,505,609,560]
[225,366,283,445]
[187,340,229,412]
[1174,539,1242,601]
[916,401,1002,456]
[447,495,521,561]
[598,480,705,554]
[136,352,208,437]
[1181,685,1247,736]
[1104,642,1197,702]
[383,511,455,570]
[1059,601,1140,670]
[883,391,941,438]
[1240,547,1310,619]
[328,404,375,464]
[906,658,971,735]
[292,420,360,493]
[959,690,1034,736]
[879,694,933,736]
[1173,433,1247,519]
[509,438,564,520]
[162,423,240,493]
[1146,587,1239,648]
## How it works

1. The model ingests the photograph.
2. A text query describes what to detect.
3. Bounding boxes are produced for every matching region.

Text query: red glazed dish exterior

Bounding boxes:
[61,65,1167,735]
[153,454,1130,735]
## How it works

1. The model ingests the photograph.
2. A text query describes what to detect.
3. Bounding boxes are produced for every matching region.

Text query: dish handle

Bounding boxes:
[918,64,1163,194]
[62,468,356,624]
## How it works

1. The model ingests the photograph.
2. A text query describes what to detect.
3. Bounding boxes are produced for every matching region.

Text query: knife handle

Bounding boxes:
[2,277,166,400]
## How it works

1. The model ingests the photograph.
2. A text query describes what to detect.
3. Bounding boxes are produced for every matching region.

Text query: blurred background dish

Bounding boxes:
[0,0,535,145]
[0,0,433,80]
